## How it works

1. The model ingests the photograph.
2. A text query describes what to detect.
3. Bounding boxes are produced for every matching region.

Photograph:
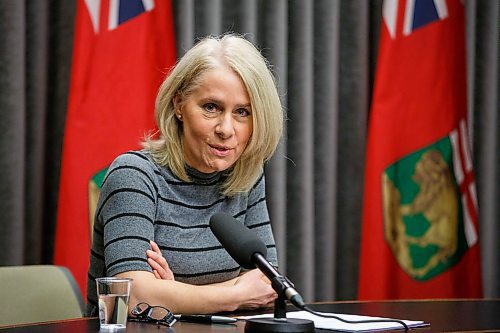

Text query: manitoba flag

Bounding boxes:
[54,0,176,295]
[358,0,482,299]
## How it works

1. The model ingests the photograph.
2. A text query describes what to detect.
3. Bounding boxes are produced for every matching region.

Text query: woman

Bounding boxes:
[86,34,284,316]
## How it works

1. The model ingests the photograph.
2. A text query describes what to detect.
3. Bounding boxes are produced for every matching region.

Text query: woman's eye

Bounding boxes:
[235,108,250,117]
[203,103,218,112]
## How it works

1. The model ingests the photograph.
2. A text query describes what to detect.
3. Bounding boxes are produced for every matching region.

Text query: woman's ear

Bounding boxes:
[173,93,183,119]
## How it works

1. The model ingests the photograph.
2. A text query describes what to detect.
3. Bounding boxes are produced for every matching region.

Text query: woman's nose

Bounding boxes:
[215,113,235,139]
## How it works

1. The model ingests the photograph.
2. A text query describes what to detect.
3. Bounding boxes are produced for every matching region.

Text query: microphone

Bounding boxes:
[209,213,305,308]
[209,213,408,333]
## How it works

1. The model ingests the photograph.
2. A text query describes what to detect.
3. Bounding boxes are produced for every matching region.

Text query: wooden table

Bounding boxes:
[1,299,499,332]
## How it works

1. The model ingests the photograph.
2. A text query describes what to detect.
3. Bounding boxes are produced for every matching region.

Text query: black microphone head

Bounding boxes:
[209,212,267,269]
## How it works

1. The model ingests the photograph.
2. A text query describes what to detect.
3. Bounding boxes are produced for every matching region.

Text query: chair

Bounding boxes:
[0,265,84,326]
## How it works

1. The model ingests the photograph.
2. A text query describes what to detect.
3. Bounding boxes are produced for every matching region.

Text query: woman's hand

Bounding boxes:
[232,269,277,310]
[144,242,276,311]
[146,240,175,280]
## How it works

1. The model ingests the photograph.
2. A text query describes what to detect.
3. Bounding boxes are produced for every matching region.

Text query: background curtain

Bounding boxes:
[0,0,498,301]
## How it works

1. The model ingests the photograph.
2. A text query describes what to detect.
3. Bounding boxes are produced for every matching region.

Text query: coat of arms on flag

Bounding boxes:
[382,118,478,280]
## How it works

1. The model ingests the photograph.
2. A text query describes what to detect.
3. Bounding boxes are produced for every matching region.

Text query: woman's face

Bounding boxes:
[176,66,253,174]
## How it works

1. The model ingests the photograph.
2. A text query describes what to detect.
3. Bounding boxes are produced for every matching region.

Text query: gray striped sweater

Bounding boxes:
[85,151,277,316]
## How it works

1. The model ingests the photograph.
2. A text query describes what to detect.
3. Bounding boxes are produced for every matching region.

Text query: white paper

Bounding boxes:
[239,311,429,332]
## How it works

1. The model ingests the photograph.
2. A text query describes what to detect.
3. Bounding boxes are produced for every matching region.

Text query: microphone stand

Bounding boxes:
[244,276,314,333]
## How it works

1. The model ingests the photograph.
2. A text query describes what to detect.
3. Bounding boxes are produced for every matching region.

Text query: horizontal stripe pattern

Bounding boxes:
[86,151,278,316]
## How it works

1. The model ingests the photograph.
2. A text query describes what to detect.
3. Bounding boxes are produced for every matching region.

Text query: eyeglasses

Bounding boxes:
[129,302,177,327]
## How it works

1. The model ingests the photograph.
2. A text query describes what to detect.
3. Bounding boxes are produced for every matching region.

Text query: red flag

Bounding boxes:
[359,0,482,299]
[54,0,176,296]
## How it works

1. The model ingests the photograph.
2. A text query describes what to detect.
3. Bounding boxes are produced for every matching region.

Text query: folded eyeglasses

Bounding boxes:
[129,302,177,327]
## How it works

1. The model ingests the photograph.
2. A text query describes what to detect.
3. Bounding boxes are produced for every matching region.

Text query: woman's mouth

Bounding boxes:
[210,144,232,157]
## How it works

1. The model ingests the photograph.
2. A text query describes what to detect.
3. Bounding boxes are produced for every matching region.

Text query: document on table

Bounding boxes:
[239,311,429,332]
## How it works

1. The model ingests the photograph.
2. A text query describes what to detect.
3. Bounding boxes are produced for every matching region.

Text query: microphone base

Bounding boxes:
[245,318,315,333]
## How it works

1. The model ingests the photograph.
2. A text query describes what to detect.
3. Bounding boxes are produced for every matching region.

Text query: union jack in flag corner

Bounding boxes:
[359,0,482,299]
[54,0,177,297]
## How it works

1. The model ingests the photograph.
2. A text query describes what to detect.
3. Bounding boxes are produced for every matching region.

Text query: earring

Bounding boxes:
[177,114,182,120]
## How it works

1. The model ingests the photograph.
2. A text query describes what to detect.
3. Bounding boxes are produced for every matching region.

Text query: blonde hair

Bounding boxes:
[143,34,283,196]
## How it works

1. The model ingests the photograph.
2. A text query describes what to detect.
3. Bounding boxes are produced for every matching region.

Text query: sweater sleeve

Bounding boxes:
[96,152,158,277]
[243,173,279,267]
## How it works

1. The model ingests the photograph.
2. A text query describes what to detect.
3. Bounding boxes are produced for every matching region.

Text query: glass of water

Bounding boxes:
[96,277,132,330]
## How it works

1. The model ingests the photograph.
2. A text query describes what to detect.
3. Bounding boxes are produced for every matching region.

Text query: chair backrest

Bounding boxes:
[0,265,84,326]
